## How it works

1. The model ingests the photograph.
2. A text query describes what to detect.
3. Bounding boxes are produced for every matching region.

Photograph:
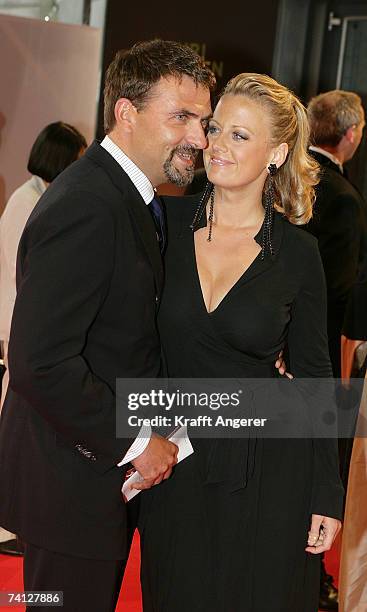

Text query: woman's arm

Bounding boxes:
[286,233,343,550]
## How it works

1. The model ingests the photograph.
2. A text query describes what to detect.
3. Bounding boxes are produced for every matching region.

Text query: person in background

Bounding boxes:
[0,121,87,556]
[306,90,367,379]
[0,121,87,407]
[305,90,367,611]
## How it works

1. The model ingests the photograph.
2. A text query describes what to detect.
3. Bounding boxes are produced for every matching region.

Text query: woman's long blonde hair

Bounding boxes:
[221,73,319,224]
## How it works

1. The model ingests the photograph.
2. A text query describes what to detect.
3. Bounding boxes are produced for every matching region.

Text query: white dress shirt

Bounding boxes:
[101,136,153,465]
[309,145,344,174]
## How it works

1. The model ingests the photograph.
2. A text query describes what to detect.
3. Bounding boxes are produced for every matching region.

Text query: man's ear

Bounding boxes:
[344,126,356,145]
[114,98,136,130]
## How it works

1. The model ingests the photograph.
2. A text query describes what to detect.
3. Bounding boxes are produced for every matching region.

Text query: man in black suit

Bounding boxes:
[306,90,367,611]
[307,90,367,378]
[0,40,214,611]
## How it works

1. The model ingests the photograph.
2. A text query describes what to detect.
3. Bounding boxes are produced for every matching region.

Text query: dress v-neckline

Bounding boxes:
[191,230,262,315]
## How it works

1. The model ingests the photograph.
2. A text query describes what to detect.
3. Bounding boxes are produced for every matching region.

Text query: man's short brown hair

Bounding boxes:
[104,39,216,133]
[307,90,364,147]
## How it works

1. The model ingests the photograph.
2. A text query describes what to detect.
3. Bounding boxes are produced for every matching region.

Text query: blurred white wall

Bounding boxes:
[0,0,107,27]
[0,13,102,213]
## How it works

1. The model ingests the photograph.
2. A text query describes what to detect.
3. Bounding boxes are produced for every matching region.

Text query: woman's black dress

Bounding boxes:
[139,196,344,612]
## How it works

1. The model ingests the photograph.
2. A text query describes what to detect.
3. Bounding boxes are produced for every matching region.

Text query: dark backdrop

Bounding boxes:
[96,0,281,139]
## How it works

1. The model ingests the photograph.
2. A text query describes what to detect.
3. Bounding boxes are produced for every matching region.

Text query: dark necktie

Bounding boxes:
[148,195,166,253]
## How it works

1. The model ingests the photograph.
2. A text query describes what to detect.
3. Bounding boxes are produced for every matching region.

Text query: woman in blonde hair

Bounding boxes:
[139,74,343,611]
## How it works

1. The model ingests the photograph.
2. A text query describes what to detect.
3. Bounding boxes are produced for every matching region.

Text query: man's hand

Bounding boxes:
[275,350,293,379]
[305,513,341,554]
[130,433,178,491]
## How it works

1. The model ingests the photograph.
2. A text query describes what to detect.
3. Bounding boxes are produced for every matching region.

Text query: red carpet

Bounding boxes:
[0,532,339,611]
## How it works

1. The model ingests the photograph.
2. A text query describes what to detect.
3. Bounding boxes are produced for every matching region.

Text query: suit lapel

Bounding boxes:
[85,142,164,296]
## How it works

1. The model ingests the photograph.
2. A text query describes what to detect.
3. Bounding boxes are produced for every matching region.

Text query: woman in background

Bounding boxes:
[140,74,343,611]
[0,121,87,407]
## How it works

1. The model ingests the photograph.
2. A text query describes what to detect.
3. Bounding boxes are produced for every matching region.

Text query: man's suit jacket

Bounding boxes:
[0,141,163,560]
[306,150,367,374]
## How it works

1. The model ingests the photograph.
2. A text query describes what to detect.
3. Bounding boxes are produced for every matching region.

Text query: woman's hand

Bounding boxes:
[305,514,341,554]
[275,349,293,379]
[341,334,364,388]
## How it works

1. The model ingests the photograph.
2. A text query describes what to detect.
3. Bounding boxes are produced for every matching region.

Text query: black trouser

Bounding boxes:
[24,542,126,612]
[24,498,140,612]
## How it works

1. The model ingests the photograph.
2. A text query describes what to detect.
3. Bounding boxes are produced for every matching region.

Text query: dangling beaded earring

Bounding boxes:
[207,187,215,242]
[190,181,214,237]
[261,163,277,259]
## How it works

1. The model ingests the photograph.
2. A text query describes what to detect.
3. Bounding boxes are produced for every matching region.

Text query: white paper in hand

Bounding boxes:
[121,426,194,502]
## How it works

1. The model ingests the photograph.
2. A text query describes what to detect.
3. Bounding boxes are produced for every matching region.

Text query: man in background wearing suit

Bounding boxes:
[307,90,366,379]
[0,40,214,612]
[306,90,367,611]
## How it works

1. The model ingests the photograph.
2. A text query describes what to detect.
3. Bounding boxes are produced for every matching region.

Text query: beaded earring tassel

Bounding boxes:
[190,181,214,233]
[261,163,277,259]
[207,188,215,242]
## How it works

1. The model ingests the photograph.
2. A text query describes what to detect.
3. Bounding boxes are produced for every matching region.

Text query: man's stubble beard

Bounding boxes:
[163,145,199,186]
